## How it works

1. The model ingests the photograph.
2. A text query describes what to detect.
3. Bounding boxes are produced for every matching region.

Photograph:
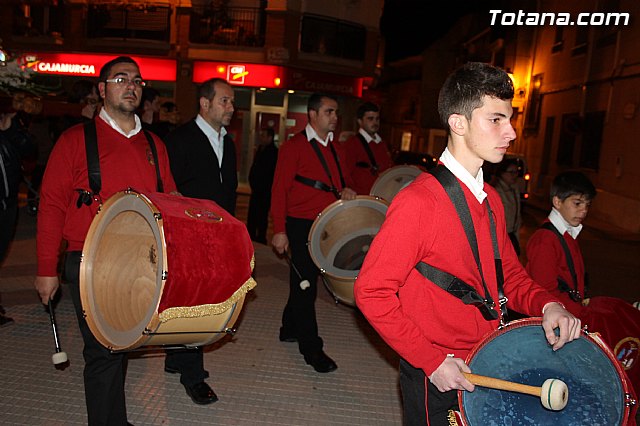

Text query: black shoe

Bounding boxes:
[164,366,180,374]
[304,351,337,373]
[279,327,297,343]
[183,382,218,405]
[0,314,14,328]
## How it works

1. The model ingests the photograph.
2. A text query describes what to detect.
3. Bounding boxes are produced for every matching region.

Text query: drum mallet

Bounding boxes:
[283,252,311,290]
[463,372,568,411]
[48,299,68,366]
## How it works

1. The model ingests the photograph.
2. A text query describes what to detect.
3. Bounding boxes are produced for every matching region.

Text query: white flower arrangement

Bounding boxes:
[0,59,35,94]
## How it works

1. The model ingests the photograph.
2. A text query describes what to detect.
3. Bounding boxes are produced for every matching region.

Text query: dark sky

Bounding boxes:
[380,0,511,62]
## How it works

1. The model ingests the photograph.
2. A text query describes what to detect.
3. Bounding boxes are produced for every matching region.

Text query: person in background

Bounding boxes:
[490,157,522,256]
[354,62,581,425]
[55,80,100,139]
[164,77,238,404]
[343,101,394,195]
[33,56,177,425]
[140,86,172,139]
[247,127,278,244]
[1,108,37,326]
[270,93,357,373]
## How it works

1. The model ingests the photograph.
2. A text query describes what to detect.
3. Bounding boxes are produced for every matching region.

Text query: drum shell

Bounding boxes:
[308,196,388,306]
[459,318,634,426]
[369,165,422,203]
[80,190,255,351]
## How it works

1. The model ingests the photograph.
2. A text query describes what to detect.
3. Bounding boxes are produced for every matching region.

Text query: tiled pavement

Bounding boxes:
[0,196,403,425]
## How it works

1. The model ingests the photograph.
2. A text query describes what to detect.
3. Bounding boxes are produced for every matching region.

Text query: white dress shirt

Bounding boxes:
[195,114,226,168]
[439,147,487,204]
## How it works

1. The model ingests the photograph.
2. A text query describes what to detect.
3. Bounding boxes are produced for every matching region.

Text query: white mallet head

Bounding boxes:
[299,280,311,290]
[52,351,68,365]
[540,378,569,411]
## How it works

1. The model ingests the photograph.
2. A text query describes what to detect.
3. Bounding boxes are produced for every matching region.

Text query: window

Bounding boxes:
[551,28,564,53]
[300,15,366,61]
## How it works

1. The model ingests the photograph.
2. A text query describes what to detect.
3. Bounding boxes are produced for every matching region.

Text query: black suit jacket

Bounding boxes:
[164,119,238,215]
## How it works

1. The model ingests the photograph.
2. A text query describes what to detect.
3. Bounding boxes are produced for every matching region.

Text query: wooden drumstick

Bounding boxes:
[48,299,68,366]
[463,372,569,411]
[283,252,311,290]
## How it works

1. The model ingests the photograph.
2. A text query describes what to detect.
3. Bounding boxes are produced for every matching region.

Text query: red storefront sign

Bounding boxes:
[192,62,284,88]
[22,53,176,81]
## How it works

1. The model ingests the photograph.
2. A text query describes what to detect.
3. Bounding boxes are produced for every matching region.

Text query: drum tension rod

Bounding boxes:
[142,328,237,336]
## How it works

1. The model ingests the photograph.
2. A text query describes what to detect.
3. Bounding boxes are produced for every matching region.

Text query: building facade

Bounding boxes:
[379,0,640,232]
[1,0,384,182]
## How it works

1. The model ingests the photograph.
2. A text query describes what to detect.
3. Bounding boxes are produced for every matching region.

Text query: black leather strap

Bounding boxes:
[541,221,581,301]
[142,130,163,193]
[83,121,101,196]
[357,133,379,175]
[415,165,507,322]
[301,130,345,199]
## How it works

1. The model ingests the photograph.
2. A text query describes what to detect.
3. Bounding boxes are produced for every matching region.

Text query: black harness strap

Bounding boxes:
[415,165,507,323]
[294,131,345,199]
[356,133,379,175]
[79,121,164,207]
[541,222,581,301]
[83,121,101,196]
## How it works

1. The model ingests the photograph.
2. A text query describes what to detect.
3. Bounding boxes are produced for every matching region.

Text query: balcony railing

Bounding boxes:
[87,5,171,42]
[189,6,265,47]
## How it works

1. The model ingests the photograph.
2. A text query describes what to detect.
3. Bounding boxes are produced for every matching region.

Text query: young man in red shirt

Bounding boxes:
[271,93,356,373]
[343,101,394,195]
[354,62,581,425]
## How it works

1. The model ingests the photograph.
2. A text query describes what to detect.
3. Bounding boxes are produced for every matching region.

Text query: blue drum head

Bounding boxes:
[461,321,626,426]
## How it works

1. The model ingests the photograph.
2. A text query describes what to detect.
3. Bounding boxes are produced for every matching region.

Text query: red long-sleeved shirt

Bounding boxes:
[36,118,176,276]
[354,172,557,376]
[270,132,353,234]
[525,222,586,315]
[343,133,394,195]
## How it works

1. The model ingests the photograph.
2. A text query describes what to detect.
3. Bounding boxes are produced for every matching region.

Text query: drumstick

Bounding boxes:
[463,372,568,411]
[283,252,311,290]
[48,299,69,366]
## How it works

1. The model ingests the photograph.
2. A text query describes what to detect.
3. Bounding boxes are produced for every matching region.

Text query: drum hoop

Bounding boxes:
[80,189,169,350]
[369,165,423,200]
[307,195,388,279]
[459,317,632,426]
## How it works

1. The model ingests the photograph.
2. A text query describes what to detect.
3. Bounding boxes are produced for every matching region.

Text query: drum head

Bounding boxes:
[369,165,422,203]
[308,196,388,281]
[460,319,630,425]
[80,191,166,350]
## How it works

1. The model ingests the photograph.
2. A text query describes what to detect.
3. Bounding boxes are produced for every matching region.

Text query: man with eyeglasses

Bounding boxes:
[34,56,178,426]
[163,77,238,405]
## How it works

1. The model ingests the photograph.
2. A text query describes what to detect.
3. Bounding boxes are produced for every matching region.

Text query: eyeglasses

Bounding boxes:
[104,77,146,88]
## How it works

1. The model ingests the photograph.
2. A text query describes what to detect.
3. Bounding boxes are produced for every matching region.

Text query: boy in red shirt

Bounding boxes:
[354,62,581,426]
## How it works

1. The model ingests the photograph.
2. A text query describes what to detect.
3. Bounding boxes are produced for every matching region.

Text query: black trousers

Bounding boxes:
[0,197,18,262]
[246,190,271,243]
[65,251,128,426]
[400,358,458,426]
[65,251,209,425]
[281,216,323,355]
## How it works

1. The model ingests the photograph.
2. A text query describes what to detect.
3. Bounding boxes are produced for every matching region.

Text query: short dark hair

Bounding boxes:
[261,127,275,139]
[437,62,514,129]
[141,87,160,105]
[98,56,139,82]
[356,101,379,119]
[197,78,230,101]
[307,93,338,113]
[550,171,597,203]
[68,79,97,103]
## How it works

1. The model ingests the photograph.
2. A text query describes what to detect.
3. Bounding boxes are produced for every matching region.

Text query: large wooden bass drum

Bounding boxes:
[80,190,256,351]
[308,195,388,306]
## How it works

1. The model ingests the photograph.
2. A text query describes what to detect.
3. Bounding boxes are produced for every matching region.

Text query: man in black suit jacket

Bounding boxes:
[163,77,238,405]
[165,78,238,214]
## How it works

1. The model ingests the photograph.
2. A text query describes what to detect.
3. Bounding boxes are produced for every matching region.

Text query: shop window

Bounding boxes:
[300,15,366,61]
[87,5,170,42]
[556,111,603,170]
